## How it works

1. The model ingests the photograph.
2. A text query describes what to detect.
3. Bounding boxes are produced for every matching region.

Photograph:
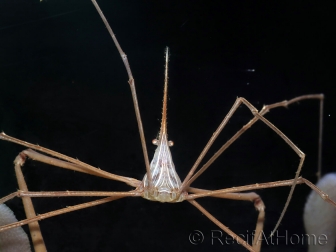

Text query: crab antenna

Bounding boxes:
[159,47,169,137]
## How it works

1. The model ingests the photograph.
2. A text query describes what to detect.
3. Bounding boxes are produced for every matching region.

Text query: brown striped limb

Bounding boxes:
[0,195,136,234]
[0,144,142,252]
[13,147,46,252]
[188,199,257,252]
[180,95,324,236]
[187,178,336,206]
[188,188,264,251]
[0,133,141,188]
[187,177,336,240]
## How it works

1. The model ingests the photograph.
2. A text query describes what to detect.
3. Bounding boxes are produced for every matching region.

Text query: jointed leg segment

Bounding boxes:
[186,175,336,252]
[0,133,141,188]
[188,188,265,251]
[181,95,323,235]
[14,151,47,252]
[0,147,141,252]
[182,95,323,188]
[189,199,258,252]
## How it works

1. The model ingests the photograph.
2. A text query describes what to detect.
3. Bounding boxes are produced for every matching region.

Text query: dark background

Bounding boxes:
[0,0,335,251]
